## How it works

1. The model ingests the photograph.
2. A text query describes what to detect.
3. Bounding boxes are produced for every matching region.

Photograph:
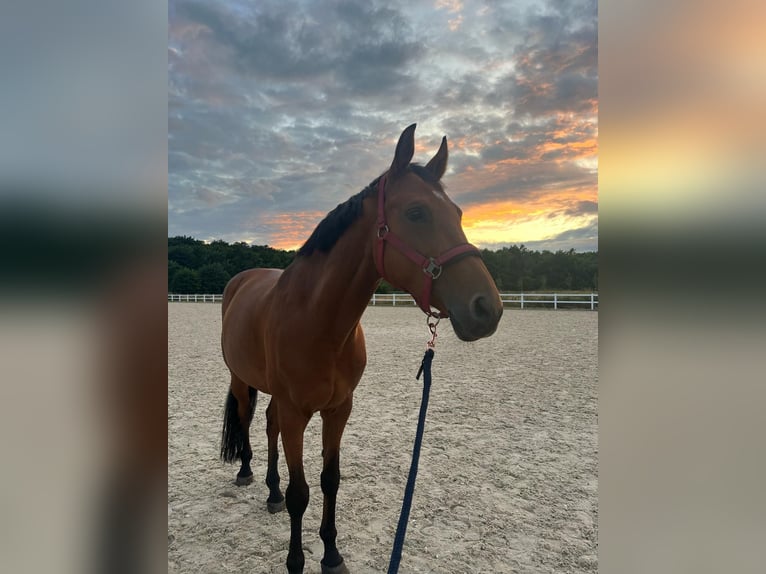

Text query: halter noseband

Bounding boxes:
[373,174,482,319]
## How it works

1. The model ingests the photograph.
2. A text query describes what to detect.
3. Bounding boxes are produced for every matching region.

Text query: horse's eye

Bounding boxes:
[405,206,428,222]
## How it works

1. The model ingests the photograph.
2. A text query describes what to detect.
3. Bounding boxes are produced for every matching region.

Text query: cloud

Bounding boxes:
[169,0,598,252]
[174,0,425,94]
[524,220,599,252]
[564,200,598,217]
[435,0,465,30]
[485,1,598,119]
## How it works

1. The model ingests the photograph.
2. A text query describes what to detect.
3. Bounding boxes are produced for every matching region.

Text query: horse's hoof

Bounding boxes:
[267,499,286,513]
[235,473,253,486]
[321,558,349,574]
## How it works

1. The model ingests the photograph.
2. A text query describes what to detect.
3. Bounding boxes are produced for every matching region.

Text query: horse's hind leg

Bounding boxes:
[220,374,257,485]
[265,397,286,513]
[318,397,353,574]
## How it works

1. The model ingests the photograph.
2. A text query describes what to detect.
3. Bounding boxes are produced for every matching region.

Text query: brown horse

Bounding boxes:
[219,124,503,573]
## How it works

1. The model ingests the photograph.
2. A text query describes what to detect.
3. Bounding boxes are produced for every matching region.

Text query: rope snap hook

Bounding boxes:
[426,315,440,348]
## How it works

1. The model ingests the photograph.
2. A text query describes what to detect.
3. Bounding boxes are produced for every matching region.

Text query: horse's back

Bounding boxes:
[221,268,282,390]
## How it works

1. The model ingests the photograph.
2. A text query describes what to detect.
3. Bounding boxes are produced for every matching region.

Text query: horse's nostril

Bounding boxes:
[471,294,491,321]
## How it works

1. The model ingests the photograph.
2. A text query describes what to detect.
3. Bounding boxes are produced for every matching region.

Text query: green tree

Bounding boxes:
[198,263,231,293]
[170,268,201,293]
[225,242,256,276]
[168,260,183,290]
[168,244,199,269]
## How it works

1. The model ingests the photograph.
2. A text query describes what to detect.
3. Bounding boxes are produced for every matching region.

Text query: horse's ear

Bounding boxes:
[390,123,416,179]
[425,136,448,180]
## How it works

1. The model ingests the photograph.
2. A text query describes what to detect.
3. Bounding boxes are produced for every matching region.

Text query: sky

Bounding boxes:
[168,0,597,252]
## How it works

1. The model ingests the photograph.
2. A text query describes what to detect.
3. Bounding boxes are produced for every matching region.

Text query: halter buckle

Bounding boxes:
[423,258,442,279]
[377,224,389,239]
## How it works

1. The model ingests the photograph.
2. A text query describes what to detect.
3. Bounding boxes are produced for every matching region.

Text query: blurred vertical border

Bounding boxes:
[600,1,766,572]
[0,1,167,573]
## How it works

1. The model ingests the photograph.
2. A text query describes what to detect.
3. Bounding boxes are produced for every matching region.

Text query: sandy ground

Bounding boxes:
[168,304,597,573]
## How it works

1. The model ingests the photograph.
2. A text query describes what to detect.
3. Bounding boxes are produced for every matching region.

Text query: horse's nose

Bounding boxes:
[470,294,491,321]
[470,293,501,326]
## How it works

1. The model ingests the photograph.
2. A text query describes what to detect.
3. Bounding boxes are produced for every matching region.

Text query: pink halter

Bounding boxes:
[373,175,482,318]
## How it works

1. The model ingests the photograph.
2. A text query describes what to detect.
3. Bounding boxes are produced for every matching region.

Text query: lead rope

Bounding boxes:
[387,317,439,574]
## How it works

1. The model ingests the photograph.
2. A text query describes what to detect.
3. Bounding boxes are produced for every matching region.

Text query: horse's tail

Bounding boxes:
[220,386,257,463]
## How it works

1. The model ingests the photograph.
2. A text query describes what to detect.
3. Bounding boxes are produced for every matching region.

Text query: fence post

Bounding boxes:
[393,293,397,307]
[520,293,524,309]
[554,293,557,310]
[591,293,594,310]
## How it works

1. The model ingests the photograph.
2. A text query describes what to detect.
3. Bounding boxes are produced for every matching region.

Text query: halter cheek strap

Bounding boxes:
[374,175,481,318]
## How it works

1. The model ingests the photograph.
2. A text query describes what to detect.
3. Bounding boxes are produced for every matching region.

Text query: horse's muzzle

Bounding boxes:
[449,294,503,341]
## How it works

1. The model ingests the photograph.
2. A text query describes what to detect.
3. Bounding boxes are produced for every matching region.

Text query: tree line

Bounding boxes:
[168,236,598,294]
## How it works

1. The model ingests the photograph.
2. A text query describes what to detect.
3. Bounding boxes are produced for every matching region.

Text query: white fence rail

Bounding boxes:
[168,293,223,303]
[498,292,598,310]
[370,292,598,310]
[168,292,598,310]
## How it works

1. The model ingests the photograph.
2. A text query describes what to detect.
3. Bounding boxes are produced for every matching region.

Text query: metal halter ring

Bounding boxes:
[377,225,389,239]
[422,258,443,279]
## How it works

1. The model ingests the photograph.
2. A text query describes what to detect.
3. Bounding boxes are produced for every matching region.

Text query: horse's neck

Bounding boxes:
[284,208,379,343]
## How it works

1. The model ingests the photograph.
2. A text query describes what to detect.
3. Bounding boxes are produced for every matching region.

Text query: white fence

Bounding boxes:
[168,292,598,310]
[168,293,223,303]
[370,292,598,310]
[498,292,598,310]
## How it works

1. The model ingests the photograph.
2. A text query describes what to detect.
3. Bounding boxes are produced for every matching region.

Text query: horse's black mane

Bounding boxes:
[296,164,440,257]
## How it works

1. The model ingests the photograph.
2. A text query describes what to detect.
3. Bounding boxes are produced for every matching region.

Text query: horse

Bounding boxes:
[219,124,503,573]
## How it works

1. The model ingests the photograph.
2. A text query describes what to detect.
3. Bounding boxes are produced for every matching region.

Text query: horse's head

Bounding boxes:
[374,124,503,341]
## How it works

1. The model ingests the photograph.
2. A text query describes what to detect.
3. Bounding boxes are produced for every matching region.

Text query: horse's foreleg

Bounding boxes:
[279,402,311,574]
[319,397,353,574]
[265,397,285,512]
